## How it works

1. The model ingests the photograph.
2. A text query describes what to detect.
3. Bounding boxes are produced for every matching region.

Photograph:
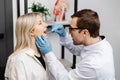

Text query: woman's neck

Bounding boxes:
[31,41,41,57]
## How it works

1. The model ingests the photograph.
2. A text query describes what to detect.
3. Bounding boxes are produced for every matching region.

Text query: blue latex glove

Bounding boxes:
[36,35,52,54]
[51,23,66,37]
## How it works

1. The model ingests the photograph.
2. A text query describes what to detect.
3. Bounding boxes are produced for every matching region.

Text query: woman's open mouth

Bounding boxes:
[43,30,48,37]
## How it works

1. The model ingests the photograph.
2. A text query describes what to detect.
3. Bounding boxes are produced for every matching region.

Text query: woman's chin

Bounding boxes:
[43,33,48,38]
[46,35,48,38]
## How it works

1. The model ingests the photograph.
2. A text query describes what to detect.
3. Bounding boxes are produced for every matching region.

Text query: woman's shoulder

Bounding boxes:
[8,48,34,63]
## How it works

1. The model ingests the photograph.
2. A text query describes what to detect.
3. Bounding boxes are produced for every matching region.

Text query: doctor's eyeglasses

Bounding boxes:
[69,27,86,32]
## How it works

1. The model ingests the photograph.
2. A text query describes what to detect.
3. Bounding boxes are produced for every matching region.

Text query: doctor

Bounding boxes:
[36,9,115,80]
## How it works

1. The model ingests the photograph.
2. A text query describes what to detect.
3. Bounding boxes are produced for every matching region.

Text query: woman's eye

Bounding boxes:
[39,22,42,25]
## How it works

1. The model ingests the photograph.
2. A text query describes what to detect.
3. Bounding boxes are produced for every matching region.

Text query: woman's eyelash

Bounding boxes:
[39,22,42,25]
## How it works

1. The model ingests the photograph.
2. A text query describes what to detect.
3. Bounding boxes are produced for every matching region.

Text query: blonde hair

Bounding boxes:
[15,12,42,51]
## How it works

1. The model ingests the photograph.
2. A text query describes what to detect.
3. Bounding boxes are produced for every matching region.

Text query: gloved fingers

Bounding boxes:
[51,23,63,32]
[41,35,51,46]
[57,27,63,31]
[51,24,57,31]
[41,35,48,43]
[51,28,57,32]
[58,23,63,28]
[36,35,45,46]
[51,27,63,33]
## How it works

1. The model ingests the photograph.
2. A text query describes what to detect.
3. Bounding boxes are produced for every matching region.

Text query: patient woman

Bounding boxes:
[5,12,50,80]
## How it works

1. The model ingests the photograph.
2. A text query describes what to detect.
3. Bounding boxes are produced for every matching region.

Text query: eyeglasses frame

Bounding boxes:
[69,27,86,31]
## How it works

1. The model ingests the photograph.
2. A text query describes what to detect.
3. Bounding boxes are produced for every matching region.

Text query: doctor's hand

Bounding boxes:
[51,23,66,37]
[36,35,52,54]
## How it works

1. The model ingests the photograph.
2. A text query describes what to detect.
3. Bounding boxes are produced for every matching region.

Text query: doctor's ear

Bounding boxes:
[83,29,89,34]
[79,29,89,36]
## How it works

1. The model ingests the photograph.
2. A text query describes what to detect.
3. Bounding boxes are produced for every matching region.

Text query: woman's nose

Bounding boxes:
[43,22,48,28]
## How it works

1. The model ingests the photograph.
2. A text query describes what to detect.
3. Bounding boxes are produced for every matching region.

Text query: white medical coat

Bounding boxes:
[5,48,51,80]
[45,34,115,80]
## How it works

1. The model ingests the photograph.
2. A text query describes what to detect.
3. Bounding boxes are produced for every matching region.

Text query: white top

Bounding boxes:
[5,48,51,80]
[45,34,116,80]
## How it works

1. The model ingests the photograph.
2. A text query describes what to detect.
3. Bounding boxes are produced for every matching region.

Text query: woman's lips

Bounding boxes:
[43,31,48,38]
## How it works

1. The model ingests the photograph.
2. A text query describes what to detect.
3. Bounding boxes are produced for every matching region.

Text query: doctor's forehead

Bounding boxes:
[70,17,78,27]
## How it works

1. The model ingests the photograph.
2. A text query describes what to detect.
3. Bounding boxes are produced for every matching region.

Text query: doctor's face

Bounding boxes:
[31,15,48,38]
[69,17,85,45]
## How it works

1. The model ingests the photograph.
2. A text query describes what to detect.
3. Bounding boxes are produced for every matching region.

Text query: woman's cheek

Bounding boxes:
[35,32,42,38]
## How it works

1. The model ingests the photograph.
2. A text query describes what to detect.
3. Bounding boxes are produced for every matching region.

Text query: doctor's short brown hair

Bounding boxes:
[71,9,100,38]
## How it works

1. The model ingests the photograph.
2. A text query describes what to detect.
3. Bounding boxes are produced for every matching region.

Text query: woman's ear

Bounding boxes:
[30,29,35,37]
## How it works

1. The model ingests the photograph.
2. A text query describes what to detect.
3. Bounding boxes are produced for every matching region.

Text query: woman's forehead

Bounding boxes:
[35,15,43,23]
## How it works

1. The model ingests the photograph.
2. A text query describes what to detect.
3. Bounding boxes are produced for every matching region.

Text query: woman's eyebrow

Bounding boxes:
[37,20,42,24]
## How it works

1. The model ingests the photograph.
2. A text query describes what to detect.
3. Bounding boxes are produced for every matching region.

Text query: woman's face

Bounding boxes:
[31,15,48,38]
